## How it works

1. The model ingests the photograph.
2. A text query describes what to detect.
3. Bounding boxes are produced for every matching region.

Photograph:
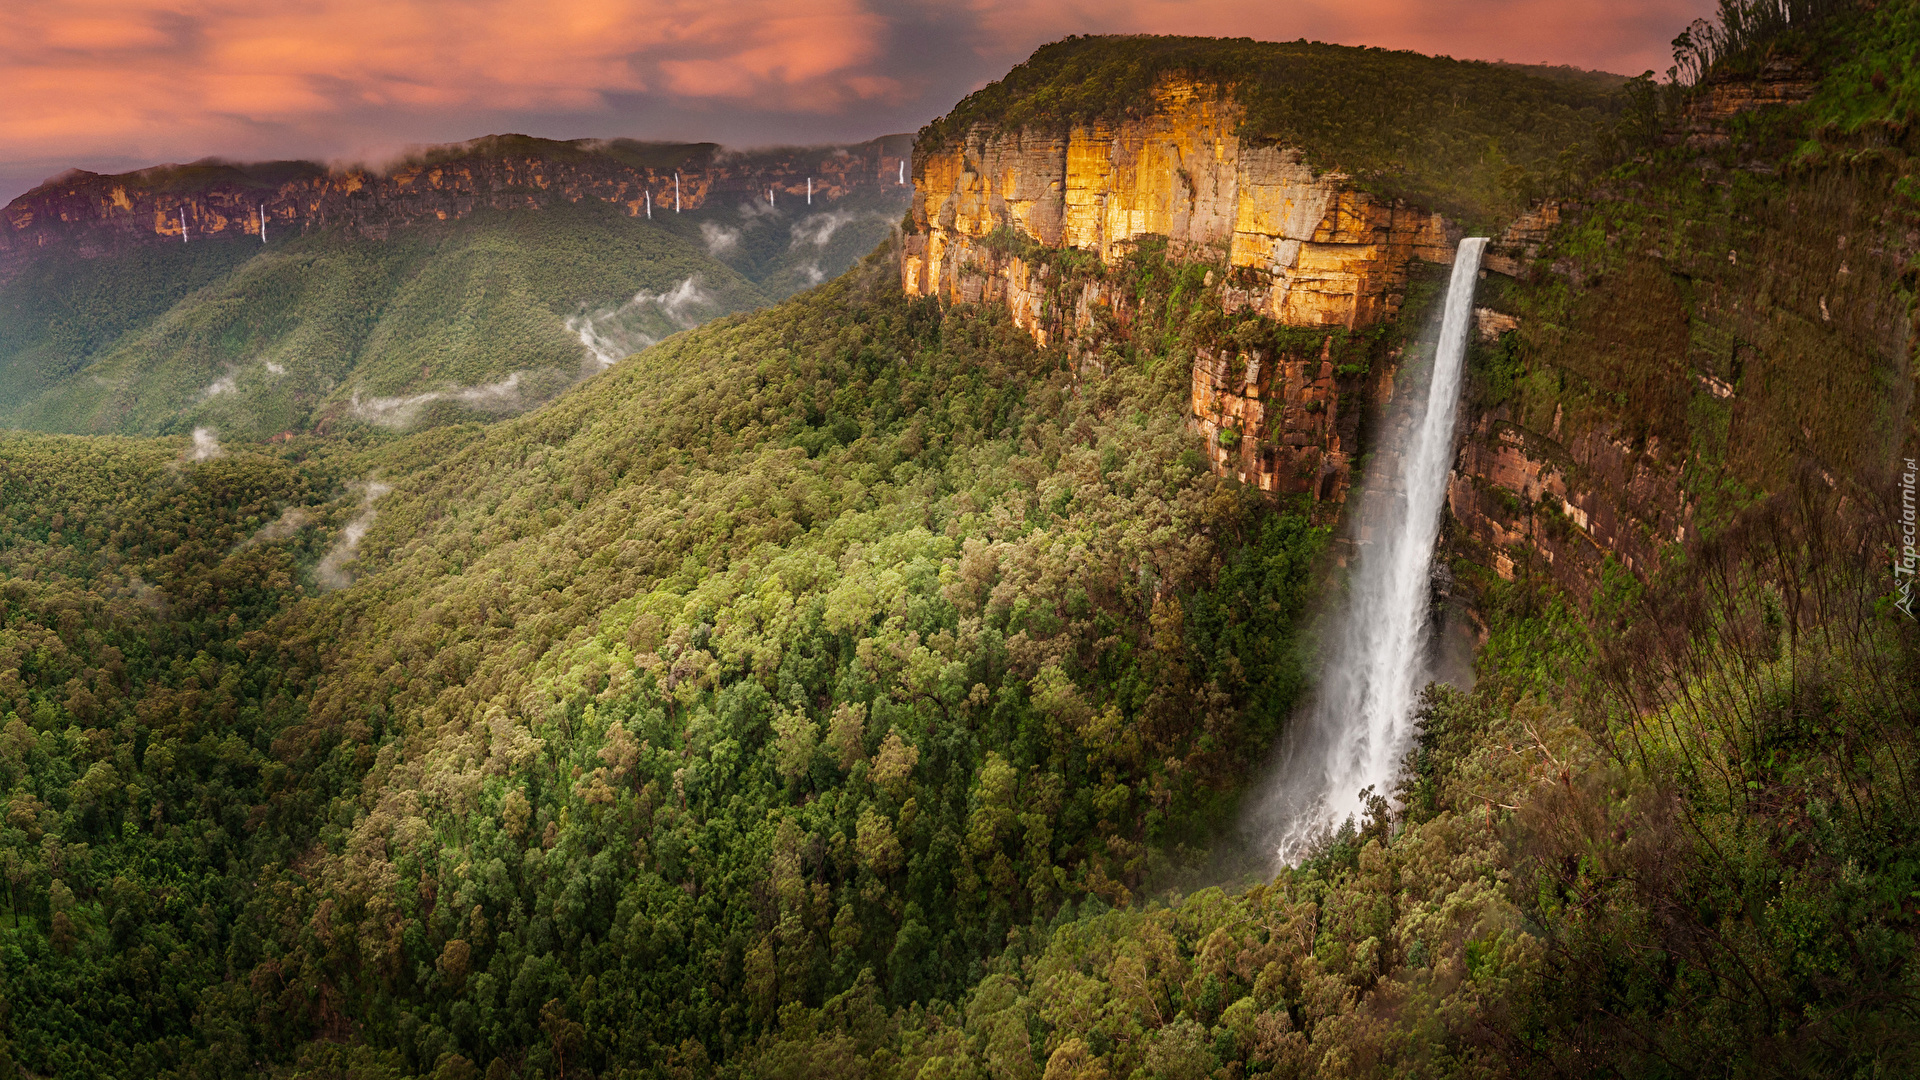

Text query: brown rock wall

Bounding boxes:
[1190,338,1360,504]
[1447,410,1696,595]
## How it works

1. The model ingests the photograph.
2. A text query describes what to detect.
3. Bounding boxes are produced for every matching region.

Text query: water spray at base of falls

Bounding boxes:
[1258,236,1489,867]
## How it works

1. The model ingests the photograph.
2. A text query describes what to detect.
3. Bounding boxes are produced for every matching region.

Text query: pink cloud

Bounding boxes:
[0,0,896,164]
[0,0,1715,202]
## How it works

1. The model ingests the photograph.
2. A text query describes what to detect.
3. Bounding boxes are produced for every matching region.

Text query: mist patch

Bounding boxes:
[791,210,860,248]
[701,222,741,255]
[186,427,223,461]
[566,277,715,370]
[315,481,392,590]
[349,373,529,430]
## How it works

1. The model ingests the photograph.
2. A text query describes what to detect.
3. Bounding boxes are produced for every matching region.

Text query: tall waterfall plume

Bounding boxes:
[1260,236,1489,865]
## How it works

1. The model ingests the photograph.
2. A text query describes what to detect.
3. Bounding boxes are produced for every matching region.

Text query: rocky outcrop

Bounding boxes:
[1671,57,1818,151]
[1447,410,1696,592]
[0,134,913,284]
[1482,202,1561,279]
[901,78,1457,336]
[899,76,1461,509]
[1190,338,1366,501]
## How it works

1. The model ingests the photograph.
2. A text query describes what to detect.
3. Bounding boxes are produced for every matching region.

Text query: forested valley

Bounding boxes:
[0,1,1917,1078]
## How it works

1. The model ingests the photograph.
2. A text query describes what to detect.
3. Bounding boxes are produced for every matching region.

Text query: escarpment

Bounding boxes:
[1444,69,1917,603]
[0,134,912,284]
[901,48,1916,607]
[901,76,1464,504]
[902,78,1456,334]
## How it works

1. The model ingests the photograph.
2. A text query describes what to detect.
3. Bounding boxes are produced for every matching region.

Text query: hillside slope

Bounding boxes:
[0,140,910,439]
[0,242,1332,1077]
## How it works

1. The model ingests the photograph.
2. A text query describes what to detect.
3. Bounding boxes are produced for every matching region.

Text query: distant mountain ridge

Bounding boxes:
[0,134,914,439]
[0,133,914,286]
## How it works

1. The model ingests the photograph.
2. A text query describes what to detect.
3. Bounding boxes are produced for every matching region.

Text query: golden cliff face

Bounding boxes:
[902,78,1456,334]
[901,76,1457,506]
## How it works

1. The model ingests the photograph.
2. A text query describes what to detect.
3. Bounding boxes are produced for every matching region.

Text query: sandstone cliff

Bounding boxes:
[900,53,1912,610]
[899,77,1478,507]
[0,134,912,285]
[902,79,1456,335]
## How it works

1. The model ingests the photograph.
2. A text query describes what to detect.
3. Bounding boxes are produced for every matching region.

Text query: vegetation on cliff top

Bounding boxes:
[919,35,1631,226]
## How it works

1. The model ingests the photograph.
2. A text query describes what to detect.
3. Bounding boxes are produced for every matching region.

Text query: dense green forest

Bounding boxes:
[0,188,905,441]
[0,0,1916,1077]
[0,235,1338,1078]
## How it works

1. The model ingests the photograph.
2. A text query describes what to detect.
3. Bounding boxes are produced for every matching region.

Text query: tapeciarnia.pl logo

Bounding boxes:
[1898,457,1917,620]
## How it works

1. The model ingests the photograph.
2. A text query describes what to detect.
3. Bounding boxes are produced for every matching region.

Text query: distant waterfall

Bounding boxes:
[1261,237,1488,866]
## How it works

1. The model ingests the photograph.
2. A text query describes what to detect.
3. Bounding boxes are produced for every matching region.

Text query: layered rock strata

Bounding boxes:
[1190,339,1366,501]
[1446,412,1695,592]
[1674,57,1819,150]
[1,134,913,283]
[902,79,1456,335]
[901,76,1465,508]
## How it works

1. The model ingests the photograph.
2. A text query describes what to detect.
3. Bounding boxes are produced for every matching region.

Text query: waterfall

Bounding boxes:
[646,190,652,219]
[807,177,813,205]
[1260,236,1489,866]
[259,204,267,243]
[675,172,681,212]
[180,208,189,243]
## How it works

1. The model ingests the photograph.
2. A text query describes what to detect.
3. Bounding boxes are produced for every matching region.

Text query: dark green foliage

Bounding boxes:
[0,10,1914,1077]
[1669,0,1858,86]
[0,238,259,410]
[0,433,350,1076]
[1796,0,1920,152]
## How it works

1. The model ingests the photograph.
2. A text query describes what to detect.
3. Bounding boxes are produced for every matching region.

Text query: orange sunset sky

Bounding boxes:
[1,0,1718,202]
